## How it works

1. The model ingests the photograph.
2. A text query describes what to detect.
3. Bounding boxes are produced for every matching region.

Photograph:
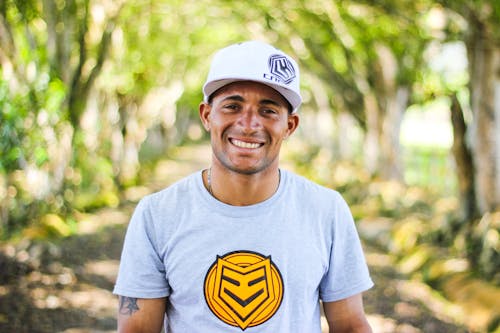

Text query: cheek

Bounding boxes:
[275,126,291,141]
[209,121,229,142]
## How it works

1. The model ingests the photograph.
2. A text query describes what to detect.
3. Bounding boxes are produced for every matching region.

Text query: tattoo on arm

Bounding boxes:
[119,296,140,316]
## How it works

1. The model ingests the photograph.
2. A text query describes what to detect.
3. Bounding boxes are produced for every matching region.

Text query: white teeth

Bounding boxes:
[232,139,261,149]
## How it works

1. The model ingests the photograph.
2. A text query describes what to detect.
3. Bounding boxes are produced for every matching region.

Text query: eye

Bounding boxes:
[222,103,240,111]
[260,108,280,116]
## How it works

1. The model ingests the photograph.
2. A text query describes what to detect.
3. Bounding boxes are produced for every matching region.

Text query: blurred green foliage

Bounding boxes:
[0,0,499,284]
[403,145,457,194]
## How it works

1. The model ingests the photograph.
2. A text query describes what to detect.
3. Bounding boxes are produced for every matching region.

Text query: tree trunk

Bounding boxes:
[363,44,407,181]
[363,92,381,177]
[362,89,407,181]
[450,92,477,220]
[466,20,500,214]
[379,87,407,180]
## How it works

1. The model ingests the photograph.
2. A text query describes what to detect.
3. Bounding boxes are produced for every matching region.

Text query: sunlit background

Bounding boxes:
[0,0,499,332]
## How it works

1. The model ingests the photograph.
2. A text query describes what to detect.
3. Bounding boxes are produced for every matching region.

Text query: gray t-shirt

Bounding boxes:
[113,169,373,332]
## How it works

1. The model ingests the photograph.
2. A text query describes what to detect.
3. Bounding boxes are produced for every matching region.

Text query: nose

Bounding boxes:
[236,108,261,132]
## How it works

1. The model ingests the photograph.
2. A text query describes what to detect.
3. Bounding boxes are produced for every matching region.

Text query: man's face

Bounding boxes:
[199,81,299,175]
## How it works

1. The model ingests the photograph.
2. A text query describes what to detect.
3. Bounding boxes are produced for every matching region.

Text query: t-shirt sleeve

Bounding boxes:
[113,197,171,298]
[319,192,373,302]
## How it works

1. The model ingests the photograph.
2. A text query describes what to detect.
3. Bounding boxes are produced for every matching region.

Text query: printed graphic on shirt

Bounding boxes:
[204,250,284,330]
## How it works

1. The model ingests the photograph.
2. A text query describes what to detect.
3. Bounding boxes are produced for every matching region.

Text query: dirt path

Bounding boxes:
[0,144,471,333]
[362,243,470,332]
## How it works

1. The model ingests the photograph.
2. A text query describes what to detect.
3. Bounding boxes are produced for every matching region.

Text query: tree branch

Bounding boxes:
[67,0,89,127]
[42,0,61,76]
[68,1,124,127]
[0,6,17,64]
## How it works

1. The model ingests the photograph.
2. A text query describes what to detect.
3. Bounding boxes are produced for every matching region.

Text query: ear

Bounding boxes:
[199,102,212,131]
[284,113,299,139]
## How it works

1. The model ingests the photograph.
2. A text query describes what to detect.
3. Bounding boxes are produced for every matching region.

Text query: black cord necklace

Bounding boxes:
[207,167,213,195]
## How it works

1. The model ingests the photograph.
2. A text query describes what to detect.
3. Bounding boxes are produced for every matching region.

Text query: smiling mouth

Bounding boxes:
[230,138,263,149]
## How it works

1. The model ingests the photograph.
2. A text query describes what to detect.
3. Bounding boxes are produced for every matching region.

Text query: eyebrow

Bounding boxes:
[221,95,283,108]
[221,95,245,102]
[260,99,282,108]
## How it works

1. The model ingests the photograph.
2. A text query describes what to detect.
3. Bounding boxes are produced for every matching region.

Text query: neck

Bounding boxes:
[205,165,281,206]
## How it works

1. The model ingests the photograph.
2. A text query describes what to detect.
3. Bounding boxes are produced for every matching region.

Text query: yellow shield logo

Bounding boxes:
[204,251,284,330]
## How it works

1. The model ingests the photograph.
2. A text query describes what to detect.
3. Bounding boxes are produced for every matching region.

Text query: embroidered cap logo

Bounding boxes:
[267,54,296,84]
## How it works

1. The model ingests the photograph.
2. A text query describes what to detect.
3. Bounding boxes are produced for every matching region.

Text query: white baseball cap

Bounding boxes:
[203,41,302,113]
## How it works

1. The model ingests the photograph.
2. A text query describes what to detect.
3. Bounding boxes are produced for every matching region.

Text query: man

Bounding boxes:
[113,41,373,333]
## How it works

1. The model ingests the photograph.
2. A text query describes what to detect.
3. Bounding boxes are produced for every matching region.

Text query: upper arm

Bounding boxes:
[323,293,372,333]
[117,296,167,333]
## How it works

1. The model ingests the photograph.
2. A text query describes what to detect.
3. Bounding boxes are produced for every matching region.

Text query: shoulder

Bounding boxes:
[283,170,344,204]
[131,171,201,228]
[127,171,201,240]
[282,170,353,225]
[142,172,199,208]
[282,170,354,234]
